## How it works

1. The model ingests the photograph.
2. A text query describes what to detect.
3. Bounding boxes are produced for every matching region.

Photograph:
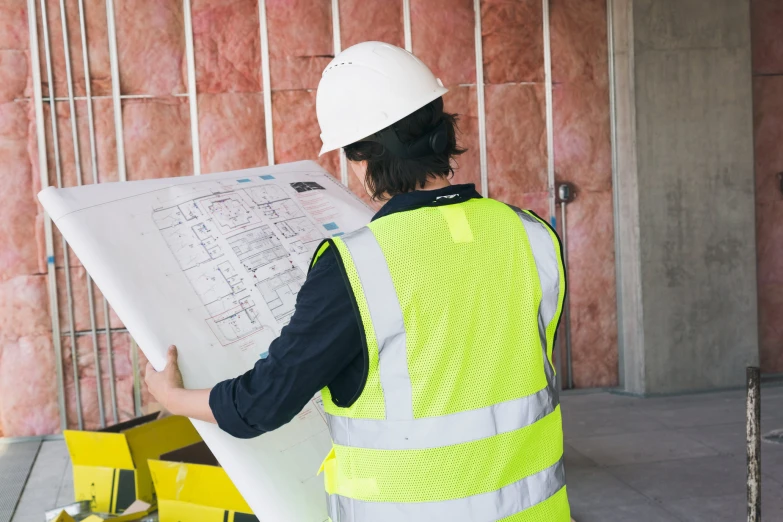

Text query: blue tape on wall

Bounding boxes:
[47,256,55,264]
[550,216,557,229]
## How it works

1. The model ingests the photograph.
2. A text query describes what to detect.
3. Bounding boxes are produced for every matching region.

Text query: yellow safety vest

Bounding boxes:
[312,197,570,522]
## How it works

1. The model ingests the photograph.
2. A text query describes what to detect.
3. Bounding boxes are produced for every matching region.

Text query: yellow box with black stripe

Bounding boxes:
[64,412,202,514]
[149,442,259,522]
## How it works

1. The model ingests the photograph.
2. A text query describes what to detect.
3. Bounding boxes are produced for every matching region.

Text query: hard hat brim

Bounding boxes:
[318,86,449,156]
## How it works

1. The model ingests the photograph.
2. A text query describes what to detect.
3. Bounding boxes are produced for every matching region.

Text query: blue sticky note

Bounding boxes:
[550,216,557,228]
[332,232,345,237]
[323,222,339,231]
[237,178,251,183]
[260,175,275,180]
[47,256,55,264]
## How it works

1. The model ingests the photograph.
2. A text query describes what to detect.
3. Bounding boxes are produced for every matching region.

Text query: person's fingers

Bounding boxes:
[144,362,154,382]
[167,345,178,368]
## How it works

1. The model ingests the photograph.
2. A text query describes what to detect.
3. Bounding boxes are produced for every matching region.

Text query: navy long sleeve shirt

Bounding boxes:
[209,183,482,438]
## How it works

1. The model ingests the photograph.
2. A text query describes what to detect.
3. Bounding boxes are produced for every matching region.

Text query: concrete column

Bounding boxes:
[610,0,759,395]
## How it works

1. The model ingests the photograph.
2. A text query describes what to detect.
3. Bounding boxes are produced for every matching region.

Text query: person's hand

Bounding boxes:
[145,345,184,412]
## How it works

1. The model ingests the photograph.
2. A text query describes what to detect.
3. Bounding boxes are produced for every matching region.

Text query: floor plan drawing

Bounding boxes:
[274,217,322,244]
[245,185,289,205]
[255,267,306,324]
[208,296,265,345]
[151,178,335,340]
[228,225,288,273]
[203,193,260,234]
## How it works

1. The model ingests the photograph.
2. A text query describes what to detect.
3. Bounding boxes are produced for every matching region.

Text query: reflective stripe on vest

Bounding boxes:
[329,459,566,522]
[338,227,413,421]
[324,204,567,521]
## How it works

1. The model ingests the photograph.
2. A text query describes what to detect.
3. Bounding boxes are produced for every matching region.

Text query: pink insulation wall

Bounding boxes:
[0,0,618,437]
[751,0,783,374]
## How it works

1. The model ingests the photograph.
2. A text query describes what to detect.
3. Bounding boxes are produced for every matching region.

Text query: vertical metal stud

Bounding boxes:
[541,0,562,388]
[330,0,349,186]
[473,0,488,197]
[183,0,202,176]
[542,0,556,222]
[41,0,89,429]
[105,0,126,183]
[402,0,412,53]
[105,0,137,420]
[58,0,104,428]
[559,199,573,389]
[27,0,68,432]
[258,0,275,166]
[78,0,118,425]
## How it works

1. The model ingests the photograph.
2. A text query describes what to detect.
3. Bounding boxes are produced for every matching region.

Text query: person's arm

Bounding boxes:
[145,346,216,423]
[145,246,364,437]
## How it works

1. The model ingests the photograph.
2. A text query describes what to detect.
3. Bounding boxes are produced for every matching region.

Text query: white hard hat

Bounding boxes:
[316,41,449,156]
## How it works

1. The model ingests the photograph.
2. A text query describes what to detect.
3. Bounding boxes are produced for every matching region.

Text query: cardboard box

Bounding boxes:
[65,413,202,514]
[149,442,259,522]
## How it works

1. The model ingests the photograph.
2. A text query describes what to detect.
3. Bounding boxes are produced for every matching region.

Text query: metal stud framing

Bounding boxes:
[28,0,163,429]
[104,0,147,420]
[542,0,556,223]
[330,0,349,186]
[41,0,93,428]
[183,0,202,176]
[403,0,412,52]
[25,1,582,430]
[59,0,111,428]
[27,0,67,432]
[258,0,275,166]
[473,0,489,197]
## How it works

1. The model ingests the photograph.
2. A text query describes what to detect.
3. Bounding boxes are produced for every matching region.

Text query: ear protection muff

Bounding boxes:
[363,120,448,160]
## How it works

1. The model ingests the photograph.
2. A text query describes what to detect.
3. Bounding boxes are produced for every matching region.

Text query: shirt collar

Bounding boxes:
[371,183,483,221]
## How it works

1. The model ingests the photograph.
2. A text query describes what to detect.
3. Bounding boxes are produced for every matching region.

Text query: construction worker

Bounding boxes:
[146,41,570,521]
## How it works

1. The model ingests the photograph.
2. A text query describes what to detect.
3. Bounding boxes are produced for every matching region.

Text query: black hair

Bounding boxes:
[343,97,466,201]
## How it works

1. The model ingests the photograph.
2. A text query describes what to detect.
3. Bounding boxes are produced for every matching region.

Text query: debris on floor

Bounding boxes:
[46,500,156,522]
[45,501,90,521]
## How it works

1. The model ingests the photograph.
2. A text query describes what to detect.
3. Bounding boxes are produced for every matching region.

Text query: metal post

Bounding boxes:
[183,0,202,176]
[330,0,349,186]
[473,0,488,197]
[747,366,761,522]
[105,0,126,183]
[58,0,99,429]
[258,0,275,166]
[78,0,117,425]
[560,201,573,389]
[402,0,412,53]
[27,0,68,432]
[41,0,89,430]
[106,0,137,420]
[542,0,556,224]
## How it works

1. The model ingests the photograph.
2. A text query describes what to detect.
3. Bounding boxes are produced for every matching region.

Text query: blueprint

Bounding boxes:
[38,161,373,522]
[150,179,328,347]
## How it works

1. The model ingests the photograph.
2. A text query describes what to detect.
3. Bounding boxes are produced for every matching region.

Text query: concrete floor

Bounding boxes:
[2,385,783,522]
